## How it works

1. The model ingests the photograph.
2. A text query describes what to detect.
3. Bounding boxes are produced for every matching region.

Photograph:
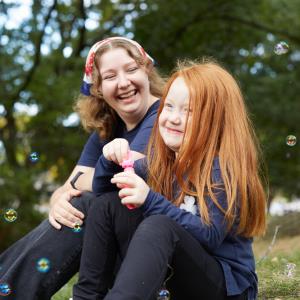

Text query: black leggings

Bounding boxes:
[73,192,247,300]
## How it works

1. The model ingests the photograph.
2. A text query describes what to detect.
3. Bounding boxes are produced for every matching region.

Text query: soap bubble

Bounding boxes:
[157,288,170,300]
[36,258,50,273]
[72,222,82,233]
[286,135,297,147]
[4,208,18,222]
[0,282,12,296]
[274,41,289,55]
[29,152,39,163]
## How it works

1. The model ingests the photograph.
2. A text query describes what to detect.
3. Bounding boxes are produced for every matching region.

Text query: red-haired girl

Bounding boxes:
[75,59,266,300]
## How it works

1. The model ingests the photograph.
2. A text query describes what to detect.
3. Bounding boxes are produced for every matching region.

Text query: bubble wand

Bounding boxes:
[120,151,136,210]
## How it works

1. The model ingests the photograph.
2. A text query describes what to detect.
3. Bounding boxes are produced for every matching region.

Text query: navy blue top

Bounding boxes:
[92,157,257,300]
[90,101,159,195]
[77,100,160,168]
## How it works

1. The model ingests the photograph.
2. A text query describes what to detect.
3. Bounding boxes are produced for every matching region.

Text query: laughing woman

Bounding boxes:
[0,37,165,300]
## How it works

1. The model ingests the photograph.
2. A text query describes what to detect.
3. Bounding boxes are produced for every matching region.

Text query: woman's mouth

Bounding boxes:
[118,90,137,101]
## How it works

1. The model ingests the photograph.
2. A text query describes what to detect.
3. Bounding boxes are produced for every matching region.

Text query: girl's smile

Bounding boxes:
[159,77,190,152]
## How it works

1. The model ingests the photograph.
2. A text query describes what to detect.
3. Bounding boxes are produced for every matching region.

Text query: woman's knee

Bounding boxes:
[70,191,96,214]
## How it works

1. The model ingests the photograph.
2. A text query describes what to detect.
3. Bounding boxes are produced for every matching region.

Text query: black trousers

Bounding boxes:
[73,192,248,300]
[0,192,95,300]
[73,192,143,299]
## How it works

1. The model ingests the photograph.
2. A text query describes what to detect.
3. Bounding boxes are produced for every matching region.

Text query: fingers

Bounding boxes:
[103,139,129,165]
[120,195,141,208]
[118,187,133,198]
[111,174,135,187]
[49,215,61,230]
[49,194,85,229]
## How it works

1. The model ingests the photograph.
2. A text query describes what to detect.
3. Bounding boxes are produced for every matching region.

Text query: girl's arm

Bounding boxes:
[111,167,229,252]
[92,101,158,194]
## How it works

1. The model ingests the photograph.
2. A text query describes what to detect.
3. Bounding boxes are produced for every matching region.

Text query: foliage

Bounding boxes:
[0,0,300,250]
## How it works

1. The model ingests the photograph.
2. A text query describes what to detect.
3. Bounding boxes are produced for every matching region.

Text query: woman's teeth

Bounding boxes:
[118,90,136,99]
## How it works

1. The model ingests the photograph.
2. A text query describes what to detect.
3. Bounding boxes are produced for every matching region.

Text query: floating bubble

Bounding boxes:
[4,208,18,222]
[157,288,170,300]
[274,41,289,55]
[29,152,39,163]
[285,262,296,278]
[0,282,12,296]
[286,135,297,147]
[36,258,50,273]
[72,222,82,233]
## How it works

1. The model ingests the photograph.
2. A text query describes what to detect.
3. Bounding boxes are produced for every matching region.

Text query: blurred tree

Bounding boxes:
[0,0,299,250]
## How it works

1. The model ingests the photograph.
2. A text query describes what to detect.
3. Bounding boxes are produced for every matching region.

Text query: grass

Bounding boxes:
[53,214,300,300]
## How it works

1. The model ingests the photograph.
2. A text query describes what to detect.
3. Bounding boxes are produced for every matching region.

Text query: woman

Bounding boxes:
[0,37,164,300]
[75,59,266,299]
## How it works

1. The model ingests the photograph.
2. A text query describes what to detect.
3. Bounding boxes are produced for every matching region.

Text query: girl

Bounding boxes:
[75,59,266,300]
[0,37,164,300]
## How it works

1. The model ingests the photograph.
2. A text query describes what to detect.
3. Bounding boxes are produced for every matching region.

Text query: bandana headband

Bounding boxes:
[80,37,154,96]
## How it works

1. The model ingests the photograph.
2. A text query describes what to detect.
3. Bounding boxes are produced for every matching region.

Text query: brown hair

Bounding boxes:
[74,39,165,139]
[147,58,266,237]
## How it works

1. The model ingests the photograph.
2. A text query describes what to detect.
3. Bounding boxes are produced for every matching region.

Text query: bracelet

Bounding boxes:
[70,171,84,190]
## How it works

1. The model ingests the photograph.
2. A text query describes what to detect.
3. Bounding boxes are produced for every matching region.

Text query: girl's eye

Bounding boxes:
[164,103,173,108]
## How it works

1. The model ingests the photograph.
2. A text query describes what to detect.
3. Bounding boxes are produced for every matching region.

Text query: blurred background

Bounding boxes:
[0,0,299,256]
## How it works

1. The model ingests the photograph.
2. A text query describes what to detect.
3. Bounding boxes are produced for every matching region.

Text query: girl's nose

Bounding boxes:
[169,111,181,124]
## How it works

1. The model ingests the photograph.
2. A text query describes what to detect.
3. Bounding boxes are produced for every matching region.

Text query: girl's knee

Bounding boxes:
[137,215,176,238]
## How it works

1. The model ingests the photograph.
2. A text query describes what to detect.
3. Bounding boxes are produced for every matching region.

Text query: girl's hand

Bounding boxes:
[103,138,145,165]
[103,138,130,165]
[111,172,150,207]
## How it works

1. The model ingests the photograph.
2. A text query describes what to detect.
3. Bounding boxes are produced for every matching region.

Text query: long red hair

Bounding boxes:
[147,59,266,237]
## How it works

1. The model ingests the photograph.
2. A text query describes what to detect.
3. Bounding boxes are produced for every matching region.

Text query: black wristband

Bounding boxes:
[70,171,84,190]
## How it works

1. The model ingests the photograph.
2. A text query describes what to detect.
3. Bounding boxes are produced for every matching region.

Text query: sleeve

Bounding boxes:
[92,156,122,195]
[77,131,106,167]
[141,169,229,251]
[92,104,157,195]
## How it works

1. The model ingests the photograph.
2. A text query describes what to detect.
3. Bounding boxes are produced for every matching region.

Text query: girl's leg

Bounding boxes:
[0,192,95,300]
[104,215,230,300]
[73,192,143,300]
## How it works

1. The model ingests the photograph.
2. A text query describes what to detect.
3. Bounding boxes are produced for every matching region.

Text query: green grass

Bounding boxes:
[52,274,77,300]
[256,251,300,299]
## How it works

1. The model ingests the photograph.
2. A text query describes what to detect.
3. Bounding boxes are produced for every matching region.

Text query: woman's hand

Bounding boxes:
[111,172,150,207]
[49,189,84,230]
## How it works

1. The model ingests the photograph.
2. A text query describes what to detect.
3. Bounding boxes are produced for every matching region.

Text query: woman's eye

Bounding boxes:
[103,74,115,80]
[127,66,138,72]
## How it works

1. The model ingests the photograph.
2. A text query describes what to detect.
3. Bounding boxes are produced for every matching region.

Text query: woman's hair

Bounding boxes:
[147,58,266,237]
[74,39,165,139]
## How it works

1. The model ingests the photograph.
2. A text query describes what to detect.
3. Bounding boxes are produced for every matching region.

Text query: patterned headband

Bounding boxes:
[80,37,154,96]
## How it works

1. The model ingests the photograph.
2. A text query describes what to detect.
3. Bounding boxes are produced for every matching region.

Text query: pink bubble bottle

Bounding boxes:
[120,152,136,210]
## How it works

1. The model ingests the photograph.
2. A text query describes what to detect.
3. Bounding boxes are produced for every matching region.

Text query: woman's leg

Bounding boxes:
[73,192,143,300]
[104,215,229,300]
[0,192,95,300]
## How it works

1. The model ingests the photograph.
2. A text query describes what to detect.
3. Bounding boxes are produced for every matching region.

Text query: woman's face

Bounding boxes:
[159,77,191,153]
[97,47,152,128]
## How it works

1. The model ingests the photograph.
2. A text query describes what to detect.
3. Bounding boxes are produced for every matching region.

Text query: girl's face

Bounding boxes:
[98,47,153,128]
[159,77,191,153]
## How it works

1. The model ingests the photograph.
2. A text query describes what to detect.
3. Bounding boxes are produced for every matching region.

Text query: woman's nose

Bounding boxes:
[117,73,130,89]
